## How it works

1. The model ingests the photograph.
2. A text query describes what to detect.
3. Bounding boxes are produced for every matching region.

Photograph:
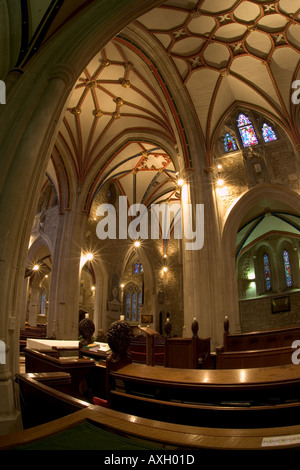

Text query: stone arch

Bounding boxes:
[222,183,300,333]
[121,243,156,326]
[27,235,53,265]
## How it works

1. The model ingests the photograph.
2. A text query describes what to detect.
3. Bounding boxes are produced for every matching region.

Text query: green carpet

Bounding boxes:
[15,421,161,450]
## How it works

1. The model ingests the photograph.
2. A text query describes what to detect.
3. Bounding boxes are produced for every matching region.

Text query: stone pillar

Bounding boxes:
[0,66,74,435]
[182,169,226,350]
[47,205,86,340]
[27,286,40,327]
[20,277,30,329]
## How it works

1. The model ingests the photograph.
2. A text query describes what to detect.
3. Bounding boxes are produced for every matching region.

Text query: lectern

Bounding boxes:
[138,326,159,366]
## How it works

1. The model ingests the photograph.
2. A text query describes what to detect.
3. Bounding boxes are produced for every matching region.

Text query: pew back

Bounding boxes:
[223,325,300,352]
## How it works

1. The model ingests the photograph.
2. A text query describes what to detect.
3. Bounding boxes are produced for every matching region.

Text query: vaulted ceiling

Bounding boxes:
[7,0,299,215]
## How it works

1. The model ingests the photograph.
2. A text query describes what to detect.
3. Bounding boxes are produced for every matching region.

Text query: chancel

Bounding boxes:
[1,0,300,452]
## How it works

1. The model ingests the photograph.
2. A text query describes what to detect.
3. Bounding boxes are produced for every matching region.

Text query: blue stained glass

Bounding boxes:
[237,114,258,147]
[125,292,131,321]
[262,123,277,142]
[131,292,137,321]
[138,292,142,316]
[283,250,292,287]
[263,253,271,291]
[134,261,143,274]
[224,133,238,153]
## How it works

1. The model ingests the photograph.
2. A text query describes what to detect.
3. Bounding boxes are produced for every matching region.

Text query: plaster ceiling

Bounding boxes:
[236,210,300,257]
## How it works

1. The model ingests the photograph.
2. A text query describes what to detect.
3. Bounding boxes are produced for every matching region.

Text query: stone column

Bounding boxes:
[182,169,226,350]
[27,286,40,327]
[47,204,86,340]
[0,66,74,435]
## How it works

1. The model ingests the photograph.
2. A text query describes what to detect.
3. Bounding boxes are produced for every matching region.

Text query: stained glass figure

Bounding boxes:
[237,113,258,147]
[224,132,238,153]
[283,250,292,287]
[262,123,277,142]
[263,253,271,291]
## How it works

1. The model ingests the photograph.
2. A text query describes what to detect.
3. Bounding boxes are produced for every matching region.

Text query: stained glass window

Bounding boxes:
[262,123,277,143]
[263,253,271,291]
[283,250,292,287]
[124,283,142,322]
[237,113,258,147]
[133,260,143,274]
[224,132,238,153]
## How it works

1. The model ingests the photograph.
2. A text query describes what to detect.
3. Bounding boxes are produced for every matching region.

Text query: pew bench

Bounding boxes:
[5,372,300,451]
[107,362,300,429]
[216,346,295,369]
[23,347,106,400]
[219,322,300,353]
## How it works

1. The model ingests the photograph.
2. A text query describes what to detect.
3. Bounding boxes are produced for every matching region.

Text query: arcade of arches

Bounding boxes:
[0,0,300,435]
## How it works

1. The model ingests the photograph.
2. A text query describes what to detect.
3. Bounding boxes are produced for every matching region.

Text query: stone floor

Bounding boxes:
[19,355,25,373]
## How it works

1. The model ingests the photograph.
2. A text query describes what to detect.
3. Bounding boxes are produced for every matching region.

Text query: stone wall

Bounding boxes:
[239,290,300,333]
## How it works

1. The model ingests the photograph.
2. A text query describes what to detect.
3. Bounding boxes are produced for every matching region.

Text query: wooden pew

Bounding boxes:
[220,319,300,352]
[20,324,47,352]
[128,335,165,365]
[165,337,212,369]
[215,319,300,369]
[5,372,300,451]
[23,347,106,400]
[107,362,300,429]
[15,372,89,429]
[216,346,295,369]
[164,337,197,368]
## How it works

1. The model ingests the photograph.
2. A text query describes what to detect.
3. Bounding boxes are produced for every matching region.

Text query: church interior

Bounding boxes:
[1,0,300,452]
